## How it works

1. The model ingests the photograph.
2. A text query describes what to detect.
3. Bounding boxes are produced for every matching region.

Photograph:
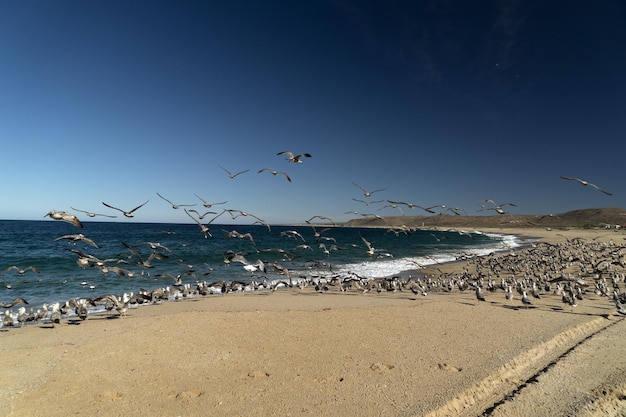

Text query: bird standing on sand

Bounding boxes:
[277,151,312,163]
[560,176,612,196]
[475,285,486,302]
[521,291,532,307]
[102,200,149,218]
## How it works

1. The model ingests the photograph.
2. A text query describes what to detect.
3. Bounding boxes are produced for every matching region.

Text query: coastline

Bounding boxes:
[2,226,626,416]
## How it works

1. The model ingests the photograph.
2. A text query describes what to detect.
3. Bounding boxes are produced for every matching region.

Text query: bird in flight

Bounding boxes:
[482,200,516,215]
[194,194,227,208]
[560,176,612,196]
[220,166,250,179]
[156,192,196,209]
[45,210,83,228]
[277,151,312,163]
[102,200,149,218]
[70,207,117,218]
[258,168,292,182]
[353,182,387,197]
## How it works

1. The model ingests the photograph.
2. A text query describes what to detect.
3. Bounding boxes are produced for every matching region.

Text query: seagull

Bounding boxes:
[277,151,312,163]
[560,176,612,196]
[44,210,83,228]
[185,209,218,219]
[102,200,149,218]
[156,192,197,209]
[184,208,221,237]
[2,265,40,275]
[53,233,99,248]
[258,168,292,182]
[0,297,29,308]
[482,200,517,215]
[475,286,486,302]
[360,234,377,256]
[193,194,228,208]
[353,182,387,197]
[220,166,250,179]
[70,207,117,218]
[352,198,384,206]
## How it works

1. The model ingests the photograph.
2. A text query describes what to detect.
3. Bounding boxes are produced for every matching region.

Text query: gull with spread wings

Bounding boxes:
[560,176,612,196]
[102,200,149,218]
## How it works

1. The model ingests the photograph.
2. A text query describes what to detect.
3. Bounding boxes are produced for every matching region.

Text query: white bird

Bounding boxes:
[102,200,149,218]
[220,166,249,179]
[277,151,312,163]
[560,176,612,196]
[353,182,387,197]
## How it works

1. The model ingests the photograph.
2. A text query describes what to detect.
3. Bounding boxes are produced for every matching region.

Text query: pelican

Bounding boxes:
[102,200,149,218]
[156,192,196,209]
[353,182,387,197]
[560,176,612,195]
[53,233,99,248]
[220,166,249,179]
[70,207,117,218]
[44,210,83,228]
[277,151,311,163]
[258,168,292,182]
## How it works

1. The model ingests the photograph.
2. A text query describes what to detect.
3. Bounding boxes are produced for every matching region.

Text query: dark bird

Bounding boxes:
[277,151,312,163]
[70,207,117,218]
[258,168,292,182]
[44,210,83,228]
[102,200,149,218]
[560,176,612,196]
[220,166,250,179]
[353,182,387,197]
[0,297,29,308]
[156,192,196,209]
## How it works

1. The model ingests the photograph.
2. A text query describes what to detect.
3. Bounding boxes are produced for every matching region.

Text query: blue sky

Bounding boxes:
[1,0,624,225]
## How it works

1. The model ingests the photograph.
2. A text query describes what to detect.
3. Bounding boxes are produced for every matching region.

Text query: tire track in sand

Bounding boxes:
[403,316,614,417]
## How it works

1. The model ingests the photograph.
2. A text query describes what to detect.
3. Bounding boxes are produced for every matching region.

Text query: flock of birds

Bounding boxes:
[1,157,621,331]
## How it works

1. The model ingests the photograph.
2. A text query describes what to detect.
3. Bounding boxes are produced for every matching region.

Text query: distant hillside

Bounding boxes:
[342,207,626,229]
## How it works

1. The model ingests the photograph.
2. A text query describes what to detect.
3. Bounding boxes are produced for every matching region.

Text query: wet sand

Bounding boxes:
[2,227,625,416]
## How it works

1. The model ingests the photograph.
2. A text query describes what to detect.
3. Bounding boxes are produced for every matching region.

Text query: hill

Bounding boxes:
[342,207,626,229]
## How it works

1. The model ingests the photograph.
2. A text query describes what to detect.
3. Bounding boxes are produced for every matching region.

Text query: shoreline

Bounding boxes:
[2,226,626,416]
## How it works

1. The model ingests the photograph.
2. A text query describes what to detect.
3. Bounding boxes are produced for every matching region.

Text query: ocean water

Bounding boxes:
[0,219,524,310]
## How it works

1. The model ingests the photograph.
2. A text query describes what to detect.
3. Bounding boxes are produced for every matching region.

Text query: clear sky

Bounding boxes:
[1,1,624,225]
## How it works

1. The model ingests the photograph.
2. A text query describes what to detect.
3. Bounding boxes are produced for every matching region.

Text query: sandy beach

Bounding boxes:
[2,227,626,417]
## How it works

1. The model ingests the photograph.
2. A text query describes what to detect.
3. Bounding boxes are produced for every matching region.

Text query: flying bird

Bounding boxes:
[156,192,196,209]
[220,166,250,179]
[44,210,83,228]
[70,207,117,218]
[102,200,149,218]
[258,168,292,182]
[353,182,387,197]
[277,151,312,163]
[560,176,612,196]
[194,194,227,208]
[53,233,99,248]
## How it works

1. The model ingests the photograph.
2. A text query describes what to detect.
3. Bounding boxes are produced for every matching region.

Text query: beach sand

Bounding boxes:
[2,227,626,417]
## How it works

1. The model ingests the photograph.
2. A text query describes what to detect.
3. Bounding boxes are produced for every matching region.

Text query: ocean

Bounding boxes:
[0,219,524,311]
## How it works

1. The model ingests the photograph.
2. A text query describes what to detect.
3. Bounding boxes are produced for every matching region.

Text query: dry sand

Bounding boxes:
[2,227,626,417]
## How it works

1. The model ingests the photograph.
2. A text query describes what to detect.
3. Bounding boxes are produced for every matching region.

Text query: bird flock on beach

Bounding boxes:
[1,148,622,331]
